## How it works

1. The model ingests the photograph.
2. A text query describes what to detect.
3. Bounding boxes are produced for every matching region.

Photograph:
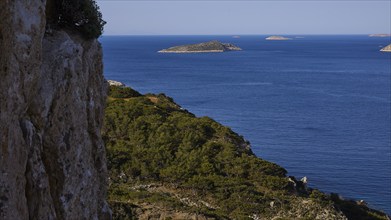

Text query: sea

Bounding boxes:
[100,35,391,214]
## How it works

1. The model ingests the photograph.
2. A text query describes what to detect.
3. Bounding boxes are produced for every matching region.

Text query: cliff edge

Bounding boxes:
[0,1,110,219]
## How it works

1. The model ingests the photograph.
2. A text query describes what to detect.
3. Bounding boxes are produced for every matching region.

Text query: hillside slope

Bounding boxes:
[104,85,388,220]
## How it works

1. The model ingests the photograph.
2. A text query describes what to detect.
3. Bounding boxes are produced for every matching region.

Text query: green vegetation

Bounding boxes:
[103,85,389,220]
[48,0,106,39]
[108,86,141,99]
[330,194,389,220]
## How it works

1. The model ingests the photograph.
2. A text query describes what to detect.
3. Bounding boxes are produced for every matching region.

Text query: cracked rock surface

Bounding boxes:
[0,1,111,219]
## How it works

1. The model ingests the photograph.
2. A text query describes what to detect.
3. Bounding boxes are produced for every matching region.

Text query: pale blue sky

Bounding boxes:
[96,0,391,35]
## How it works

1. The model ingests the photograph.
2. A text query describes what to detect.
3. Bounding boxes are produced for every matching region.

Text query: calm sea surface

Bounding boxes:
[100,35,391,214]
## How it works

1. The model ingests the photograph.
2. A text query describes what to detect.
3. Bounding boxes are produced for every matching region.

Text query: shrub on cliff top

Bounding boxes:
[109,86,141,99]
[56,0,106,39]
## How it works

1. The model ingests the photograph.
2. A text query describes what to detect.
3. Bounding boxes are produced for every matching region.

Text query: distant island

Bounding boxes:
[380,44,391,52]
[158,40,242,53]
[266,35,292,40]
[369,34,391,37]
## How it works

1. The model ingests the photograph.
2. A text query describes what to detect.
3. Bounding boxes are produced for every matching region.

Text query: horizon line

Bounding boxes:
[101,33,391,36]
[98,0,390,1]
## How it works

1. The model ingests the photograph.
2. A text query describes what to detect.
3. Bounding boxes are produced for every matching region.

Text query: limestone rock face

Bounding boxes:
[0,1,110,219]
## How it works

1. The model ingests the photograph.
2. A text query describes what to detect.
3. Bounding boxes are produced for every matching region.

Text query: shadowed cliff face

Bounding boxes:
[0,1,110,219]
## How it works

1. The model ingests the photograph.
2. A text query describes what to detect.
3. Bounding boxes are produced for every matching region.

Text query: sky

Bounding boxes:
[96,0,391,35]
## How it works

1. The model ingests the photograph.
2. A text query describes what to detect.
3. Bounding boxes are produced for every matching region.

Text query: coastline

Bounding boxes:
[101,36,391,215]
[106,83,391,219]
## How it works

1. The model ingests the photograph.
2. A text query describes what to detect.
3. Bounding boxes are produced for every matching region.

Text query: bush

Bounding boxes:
[109,86,141,98]
[55,0,106,39]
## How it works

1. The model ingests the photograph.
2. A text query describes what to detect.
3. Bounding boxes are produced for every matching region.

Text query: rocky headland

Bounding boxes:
[266,35,292,40]
[158,40,242,53]
[105,85,390,220]
[380,44,391,52]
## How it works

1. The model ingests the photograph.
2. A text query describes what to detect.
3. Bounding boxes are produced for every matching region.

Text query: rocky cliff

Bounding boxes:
[0,1,110,219]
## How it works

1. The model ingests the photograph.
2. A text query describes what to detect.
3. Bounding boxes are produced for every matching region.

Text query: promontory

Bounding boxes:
[158,40,242,53]
[380,44,391,52]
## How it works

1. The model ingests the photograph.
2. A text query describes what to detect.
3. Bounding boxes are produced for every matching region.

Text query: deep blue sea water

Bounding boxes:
[100,35,391,214]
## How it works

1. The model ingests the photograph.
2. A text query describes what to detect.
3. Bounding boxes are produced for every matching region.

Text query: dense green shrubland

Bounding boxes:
[103,85,389,220]
[103,86,292,218]
[108,86,141,99]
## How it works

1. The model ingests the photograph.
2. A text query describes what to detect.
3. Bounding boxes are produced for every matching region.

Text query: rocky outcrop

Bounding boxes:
[158,40,242,53]
[107,80,126,87]
[0,1,110,219]
[380,44,391,52]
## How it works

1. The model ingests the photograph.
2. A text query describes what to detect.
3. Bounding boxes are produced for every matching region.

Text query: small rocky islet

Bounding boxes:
[369,34,391,37]
[266,35,292,40]
[158,40,242,53]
